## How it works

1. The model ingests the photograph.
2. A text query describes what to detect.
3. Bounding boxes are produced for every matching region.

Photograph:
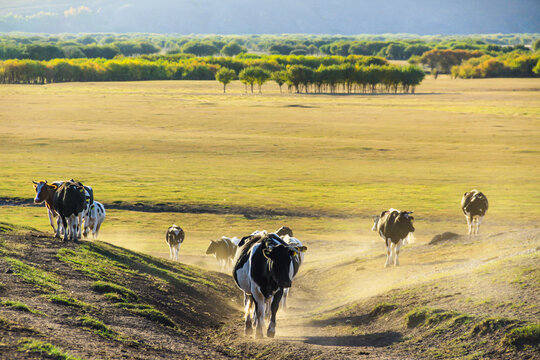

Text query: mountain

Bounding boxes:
[1,0,539,35]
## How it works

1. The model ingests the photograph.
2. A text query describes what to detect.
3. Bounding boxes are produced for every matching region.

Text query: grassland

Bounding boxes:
[0,76,539,358]
[0,77,538,221]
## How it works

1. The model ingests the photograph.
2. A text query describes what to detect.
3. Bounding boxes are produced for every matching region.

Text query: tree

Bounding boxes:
[286,65,314,93]
[24,44,65,60]
[222,42,245,57]
[181,40,219,57]
[534,39,540,52]
[252,67,270,93]
[239,67,257,93]
[215,67,236,93]
[271,70,287,93]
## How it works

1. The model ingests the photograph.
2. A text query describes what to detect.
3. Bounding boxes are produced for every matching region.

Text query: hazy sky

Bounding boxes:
[1,0,539,34]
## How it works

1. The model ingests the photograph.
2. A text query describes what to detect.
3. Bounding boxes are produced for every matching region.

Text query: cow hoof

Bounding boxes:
[267,328,275,338]
[244,327,253,336]
[255,329,264,339]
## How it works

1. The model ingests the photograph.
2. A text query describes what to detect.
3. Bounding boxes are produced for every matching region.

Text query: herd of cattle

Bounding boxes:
[32,180,488,339]
[32,179,106,242]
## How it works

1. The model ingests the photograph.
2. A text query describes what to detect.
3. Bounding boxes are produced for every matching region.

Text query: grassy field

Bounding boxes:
[0,76,538,222]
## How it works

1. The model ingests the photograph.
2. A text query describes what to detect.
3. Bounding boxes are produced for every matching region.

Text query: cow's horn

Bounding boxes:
[32,180,38,184]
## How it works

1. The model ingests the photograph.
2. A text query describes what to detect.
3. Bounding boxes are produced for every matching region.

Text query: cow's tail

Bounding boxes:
[404,232,416,245]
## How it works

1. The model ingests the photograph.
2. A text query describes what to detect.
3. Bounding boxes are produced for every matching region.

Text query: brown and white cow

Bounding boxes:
[32,180,63,238]
[206,236,238,272]
[372,209,415,267]
[53,180,86,242]
[166,225,184,261]
[461,190,488,235]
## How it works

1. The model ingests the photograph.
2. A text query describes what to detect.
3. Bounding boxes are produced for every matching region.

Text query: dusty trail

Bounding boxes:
[189,228,540,349]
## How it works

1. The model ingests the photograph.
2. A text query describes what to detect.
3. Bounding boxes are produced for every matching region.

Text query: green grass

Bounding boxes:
[18,338,83,360]
[45,294,93,309]
[2,256,61,292]
[1,300,42,314]
[405,307,464,328]
[78,316,117,339]
[470,317,516,336]
[502,323,540,349]
[369,302,398,317]
[121,307,176,328]
[90,281,138,302]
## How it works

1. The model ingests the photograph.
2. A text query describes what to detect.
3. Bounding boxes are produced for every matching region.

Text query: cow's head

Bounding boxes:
[263,243,296,288]
[371,215,380,231]
[206,240,217,255]
[275,226,293,238]
[32,180,57,204]
[398,211,415,233]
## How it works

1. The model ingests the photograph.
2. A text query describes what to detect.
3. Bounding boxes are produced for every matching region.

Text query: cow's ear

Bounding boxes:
[262,248,272,259]
[50,184,58,189]
[298,246,307,252]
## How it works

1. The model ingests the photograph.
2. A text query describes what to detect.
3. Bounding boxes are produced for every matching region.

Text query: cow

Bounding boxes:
[166,225,184,261]
[280,234,306,310]
[53,180,86,242]
[206,237,238,272]
[82,201,106,239]
[372,209,415,267]
[233,232,300,338]
[461,190,488,235]
[32,180,63,238]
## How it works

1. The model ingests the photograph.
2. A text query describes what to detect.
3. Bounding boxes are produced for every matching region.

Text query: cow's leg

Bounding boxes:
[47,209,57,234]
[251,287,266,338]
[264,296,272,321]
[244,294,254,336]
[476,216,483,235]
[77,213,83,239]
[60,215,68,242]
[169,244,173,259]
[282,288,289,310]
[267,289,284,338]
[174,244,179,261]
[466,215,473,235]
[55,217,63,238]
[385,238,392,268]
[394,239,403,266]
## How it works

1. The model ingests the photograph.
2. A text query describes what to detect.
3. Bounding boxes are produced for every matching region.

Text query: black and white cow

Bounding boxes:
[83,201,106,239]
[372,208,415,267]
[233,232,299,338]
[206,236,238,272]
[53,180,86,242]
[166,225,184,261]
[461,190,489,235]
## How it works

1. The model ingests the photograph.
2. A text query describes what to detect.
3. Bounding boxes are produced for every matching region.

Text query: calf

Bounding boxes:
[83,201,106,239]
[461,190,488,235]
[53,180,86,242]
[166,225,184,261]
[206,237,238,272]
[233,232,298,338]
[372,209,415,267]
[275,226,293,237]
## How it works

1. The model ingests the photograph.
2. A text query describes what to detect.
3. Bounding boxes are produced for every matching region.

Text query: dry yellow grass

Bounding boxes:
[1,76,538,222]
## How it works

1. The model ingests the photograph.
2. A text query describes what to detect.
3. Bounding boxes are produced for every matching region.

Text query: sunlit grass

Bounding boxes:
[0,77,538,222]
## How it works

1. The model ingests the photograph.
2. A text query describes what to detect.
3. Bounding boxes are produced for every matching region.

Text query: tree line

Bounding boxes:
[1,33,538,61]
[0,55,424,95]
[450,53,540,78]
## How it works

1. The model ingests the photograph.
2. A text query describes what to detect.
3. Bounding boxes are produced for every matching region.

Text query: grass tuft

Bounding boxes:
[1,300,42,314]
[470,317,516,336]
[18,338,82,360]
[2,257,60,292]
[370,302,397,317]
[502,323,540,349]
[123,307,176,328]
[78,316,117,339]
[405,307,463,328]
[46,294,93,309]
[91,281,137,302]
